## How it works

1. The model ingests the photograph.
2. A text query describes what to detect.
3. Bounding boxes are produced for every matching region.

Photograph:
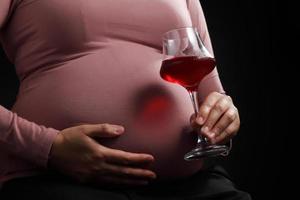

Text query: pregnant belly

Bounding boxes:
[13,44,203,179]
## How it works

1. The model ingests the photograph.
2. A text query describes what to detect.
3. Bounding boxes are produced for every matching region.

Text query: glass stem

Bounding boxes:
[188,91,206,144]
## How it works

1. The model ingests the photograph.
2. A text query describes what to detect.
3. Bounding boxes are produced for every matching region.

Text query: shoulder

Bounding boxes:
[0,0,22,29]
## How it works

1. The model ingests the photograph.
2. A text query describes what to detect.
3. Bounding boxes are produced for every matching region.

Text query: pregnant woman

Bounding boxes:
[0,0,250,199]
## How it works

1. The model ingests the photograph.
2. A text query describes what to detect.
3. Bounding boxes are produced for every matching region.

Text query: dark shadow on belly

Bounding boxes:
[131,83,177,128]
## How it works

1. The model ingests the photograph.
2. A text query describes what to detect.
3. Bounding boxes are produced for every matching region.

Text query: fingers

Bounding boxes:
[213,114,240,144]
[94,163,156,186]
[210,107,238,139]
[197,92,223,126]
[192,92,240,144]
[103,147,155,166]
[200,94,232,138]
[92,154,156,186]
[101,163,156,180]
[79,123,125,138]
[190,113,198,129]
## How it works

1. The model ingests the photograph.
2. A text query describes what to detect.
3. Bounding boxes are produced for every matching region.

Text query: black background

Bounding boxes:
[0,0,293,199]
[200,0,292,199]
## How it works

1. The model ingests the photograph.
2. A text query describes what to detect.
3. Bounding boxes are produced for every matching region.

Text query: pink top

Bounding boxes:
[0,0,225,184]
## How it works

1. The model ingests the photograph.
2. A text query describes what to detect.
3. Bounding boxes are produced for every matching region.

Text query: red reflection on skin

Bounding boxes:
[137,96,171,125]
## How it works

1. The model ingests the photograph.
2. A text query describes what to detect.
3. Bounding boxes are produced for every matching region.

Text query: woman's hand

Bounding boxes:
[48,123,156,186]
[190,92,240,144]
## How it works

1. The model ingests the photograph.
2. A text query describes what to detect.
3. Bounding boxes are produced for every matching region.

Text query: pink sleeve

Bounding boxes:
[0,0,19,29]
[0,105,59,168]
[1,0,58,168]
[187,0,226,101]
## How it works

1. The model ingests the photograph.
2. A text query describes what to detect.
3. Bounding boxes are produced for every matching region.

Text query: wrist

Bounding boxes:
[47,132,64,169]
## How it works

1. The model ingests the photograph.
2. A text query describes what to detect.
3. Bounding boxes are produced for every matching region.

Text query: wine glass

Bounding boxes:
[160,27,229,161]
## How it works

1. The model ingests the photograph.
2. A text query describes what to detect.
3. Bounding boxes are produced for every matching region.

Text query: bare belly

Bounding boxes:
[13,43,203,179]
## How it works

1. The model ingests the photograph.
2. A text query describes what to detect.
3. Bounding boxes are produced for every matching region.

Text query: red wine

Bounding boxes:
[160,56,215,91]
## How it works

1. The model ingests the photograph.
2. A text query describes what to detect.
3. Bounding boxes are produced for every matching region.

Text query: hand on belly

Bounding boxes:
[49,123,157,186]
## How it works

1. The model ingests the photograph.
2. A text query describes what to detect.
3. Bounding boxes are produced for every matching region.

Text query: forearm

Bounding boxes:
[187,0,226,101]
[0,105,59,168]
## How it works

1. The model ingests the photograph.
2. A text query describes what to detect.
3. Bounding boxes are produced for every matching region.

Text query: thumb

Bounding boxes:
[79,123,125,138]
[190,113,196,124]
[190,114,198,129]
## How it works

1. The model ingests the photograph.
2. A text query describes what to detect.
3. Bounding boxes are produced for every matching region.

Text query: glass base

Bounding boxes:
[184,143,229,161]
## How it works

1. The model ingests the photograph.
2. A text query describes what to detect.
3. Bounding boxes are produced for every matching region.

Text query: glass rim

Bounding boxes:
[162,26,197,40]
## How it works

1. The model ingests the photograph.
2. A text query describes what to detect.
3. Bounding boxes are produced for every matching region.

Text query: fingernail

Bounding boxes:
[209,132,216,138]
[146,156,155,162]
[150,173,157,179]
[113,126,124,134]
[201,126,209,133]
[197,117,204,124]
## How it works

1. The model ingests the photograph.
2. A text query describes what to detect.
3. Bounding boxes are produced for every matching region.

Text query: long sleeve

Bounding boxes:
[0,106,59,168]
[1,0,59,169]
[187,0,226,101]
[0,1,10,28]
[0,0,18,29]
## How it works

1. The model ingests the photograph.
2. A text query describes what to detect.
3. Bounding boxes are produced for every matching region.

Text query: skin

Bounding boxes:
[48,123,156,186]
[190,92,240,144]
[49,91,240,186]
